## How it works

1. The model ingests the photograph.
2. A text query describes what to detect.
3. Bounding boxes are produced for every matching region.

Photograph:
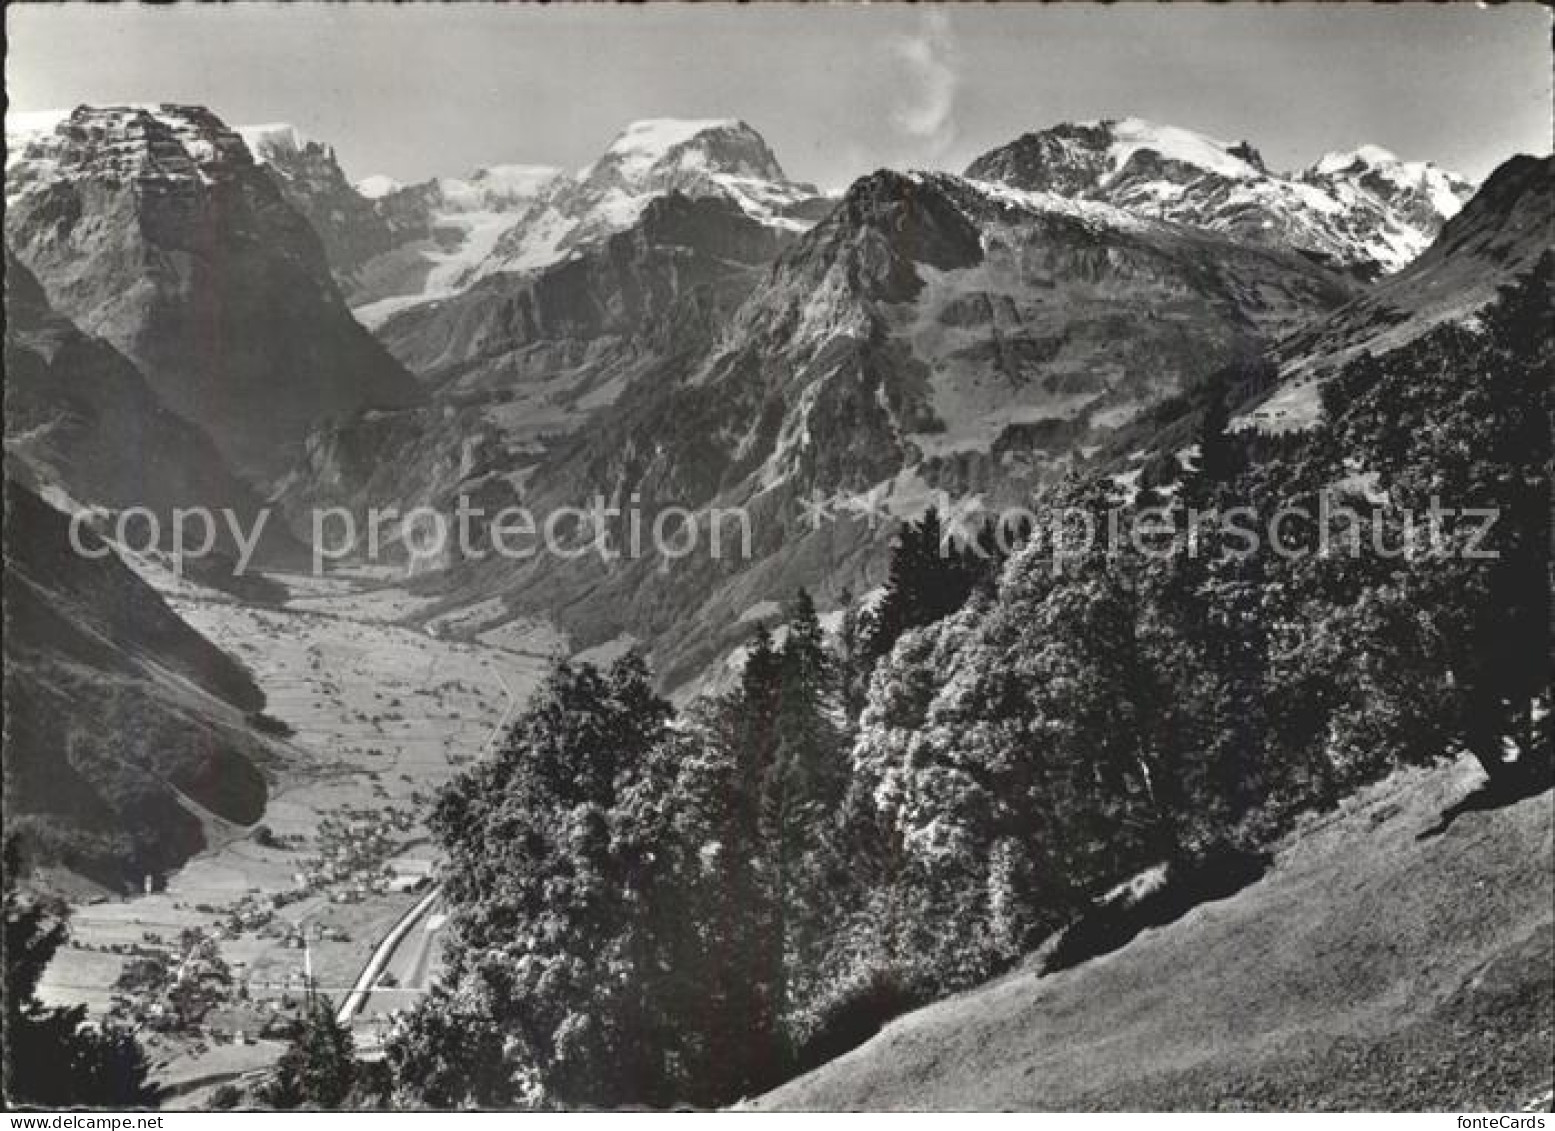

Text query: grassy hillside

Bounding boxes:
[754,755,1553,1110]
[3,480,279,888]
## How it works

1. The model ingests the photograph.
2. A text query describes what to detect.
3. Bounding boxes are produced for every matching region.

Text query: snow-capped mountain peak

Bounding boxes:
[1313,143,1405,175]
[452,117,825,288]
[585,117,784,185]
[355,173,403,200]
[1306,145,1473,222]
[6,104,258,199]
[964,117,1262,198]
[449,163,565,208]
[596,117,740,171]
[473,163,565,191]
[344,120,828,326]
[4,101,422,480]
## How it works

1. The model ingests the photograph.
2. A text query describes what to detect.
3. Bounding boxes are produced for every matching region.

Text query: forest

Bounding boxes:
[370,263,1551,1108]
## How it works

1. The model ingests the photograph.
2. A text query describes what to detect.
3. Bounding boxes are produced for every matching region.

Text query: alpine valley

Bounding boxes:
[3,101,1549,1110]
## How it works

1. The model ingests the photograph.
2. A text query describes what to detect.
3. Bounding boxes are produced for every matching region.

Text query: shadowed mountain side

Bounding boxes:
[4,251,304,569]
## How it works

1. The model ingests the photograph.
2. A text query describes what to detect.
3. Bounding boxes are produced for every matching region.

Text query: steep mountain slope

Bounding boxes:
[1240,153,1553,431]
[2,479,280,888]
[754,757,1554,1110]
[4,104,424,481]
[966,118,1474,279]
[335,118,828,329]
[3,252,299,565]
[414,167,1354,688]
[532,169,1349,501]
[239,122,568,316]
[377,191,791,394]
[266,118,826,559]
[237,123,402,301]
[344,163,567,321]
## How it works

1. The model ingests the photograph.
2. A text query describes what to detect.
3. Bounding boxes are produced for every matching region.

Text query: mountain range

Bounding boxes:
[2,87,1548,1118]
[261,112,1530,688]
[966,118,1474,278]
[5,104,1548,699]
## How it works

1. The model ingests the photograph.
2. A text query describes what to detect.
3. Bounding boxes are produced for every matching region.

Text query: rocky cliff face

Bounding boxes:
[271,119,831,537]
[966,118,1474,279]
[5,105,424,482]
[237,123,401,300]
[528,169,1351,510]
[378,191,792,391]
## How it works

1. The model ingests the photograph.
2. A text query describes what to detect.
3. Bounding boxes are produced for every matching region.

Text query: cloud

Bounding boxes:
[890,9,959,160]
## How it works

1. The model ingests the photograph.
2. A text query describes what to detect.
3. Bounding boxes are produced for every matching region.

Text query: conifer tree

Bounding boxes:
[866,508,983,661]
[832,586,873,724]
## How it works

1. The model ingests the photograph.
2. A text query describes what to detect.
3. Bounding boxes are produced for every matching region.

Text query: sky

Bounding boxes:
[6,3,1550,189]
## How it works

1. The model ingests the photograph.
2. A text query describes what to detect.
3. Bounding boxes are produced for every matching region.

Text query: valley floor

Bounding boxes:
[36,566,557,1101]
[755,755,1554,1111]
